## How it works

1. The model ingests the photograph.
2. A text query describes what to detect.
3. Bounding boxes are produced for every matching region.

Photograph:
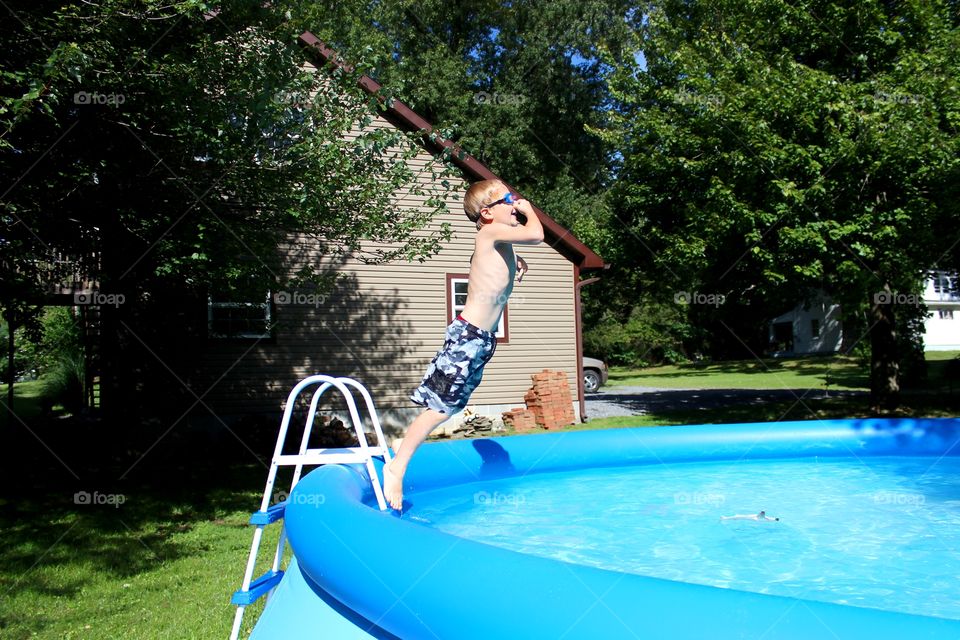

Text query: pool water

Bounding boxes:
[409,456,960,619]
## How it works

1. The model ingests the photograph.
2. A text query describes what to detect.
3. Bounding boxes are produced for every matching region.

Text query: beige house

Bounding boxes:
[197,32,606,434]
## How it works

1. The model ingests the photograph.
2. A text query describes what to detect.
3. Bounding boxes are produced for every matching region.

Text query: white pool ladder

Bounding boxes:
[229,375,393,640]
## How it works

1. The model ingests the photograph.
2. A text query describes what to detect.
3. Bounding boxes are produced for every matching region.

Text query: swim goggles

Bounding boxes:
[483,192,519,209]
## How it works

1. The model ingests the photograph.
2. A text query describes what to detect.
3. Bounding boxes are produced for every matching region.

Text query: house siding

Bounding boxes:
[197,103,579,430]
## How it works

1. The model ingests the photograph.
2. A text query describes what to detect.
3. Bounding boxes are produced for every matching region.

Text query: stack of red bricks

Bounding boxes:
[502,408,537,431]
[524,369,575,430]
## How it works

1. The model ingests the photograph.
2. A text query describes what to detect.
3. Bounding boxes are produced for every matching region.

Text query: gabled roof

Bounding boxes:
[298,32,606,271]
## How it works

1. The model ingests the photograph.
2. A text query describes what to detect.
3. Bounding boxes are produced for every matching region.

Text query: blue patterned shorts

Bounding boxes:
[411,315,497,414]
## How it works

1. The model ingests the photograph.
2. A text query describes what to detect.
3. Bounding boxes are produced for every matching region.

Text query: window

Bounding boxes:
[446,274,507,341]
[810,319,821,338]
[932,271,959,298]
[939,309,954,320]
[771,322,793,353]
[208,293,272,339]
[933,273,947,293]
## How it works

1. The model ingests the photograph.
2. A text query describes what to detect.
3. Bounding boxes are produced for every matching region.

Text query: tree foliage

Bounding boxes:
[287,0,634,252]
[0,1,469,414]
[1,0,457,307]
[595,0,960,405]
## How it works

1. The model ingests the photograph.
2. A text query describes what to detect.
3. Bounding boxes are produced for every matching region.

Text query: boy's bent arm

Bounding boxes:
[482,199,544,244]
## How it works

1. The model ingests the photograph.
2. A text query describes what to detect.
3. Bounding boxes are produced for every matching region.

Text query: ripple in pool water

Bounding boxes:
[408,456,960,620]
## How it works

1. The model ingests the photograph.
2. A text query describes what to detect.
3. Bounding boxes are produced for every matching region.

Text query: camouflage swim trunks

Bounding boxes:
[411,315,497,415]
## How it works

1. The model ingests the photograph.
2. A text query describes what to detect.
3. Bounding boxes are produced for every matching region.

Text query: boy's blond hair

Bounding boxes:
[464,179,506,229]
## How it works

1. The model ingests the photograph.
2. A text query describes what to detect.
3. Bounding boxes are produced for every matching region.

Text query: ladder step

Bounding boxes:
[231,570,285,606]
[249,501,286,526]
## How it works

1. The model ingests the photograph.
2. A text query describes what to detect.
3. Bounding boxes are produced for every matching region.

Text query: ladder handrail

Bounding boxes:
[291,381,335,487]
[337,377,393,465]
[259,375,348,512]
[287,377,390,508]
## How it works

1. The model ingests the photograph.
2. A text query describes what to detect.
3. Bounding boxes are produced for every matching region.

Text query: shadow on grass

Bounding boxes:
[0,397,381,609]
[0,408,281,609]
[1,477,262,603]
[608,356,869,390]
[0,381,48,430]
[918,357,960,393]
[594,388,869,416]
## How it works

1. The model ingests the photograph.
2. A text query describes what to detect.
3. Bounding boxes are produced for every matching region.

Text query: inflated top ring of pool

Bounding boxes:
[254,418,960,640]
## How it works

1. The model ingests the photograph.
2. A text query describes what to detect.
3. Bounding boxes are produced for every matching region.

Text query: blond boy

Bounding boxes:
[383,179,543,510]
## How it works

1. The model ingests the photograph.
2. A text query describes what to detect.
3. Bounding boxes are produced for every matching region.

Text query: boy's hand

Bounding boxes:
[513,198,535,220]
[516,255,529,282]
[481,195,544,245]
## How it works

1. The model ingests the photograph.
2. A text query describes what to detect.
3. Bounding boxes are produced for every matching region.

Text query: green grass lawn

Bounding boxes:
[0,469,276,640]
[0,379,278,639]
[925,350,960,361]
[607,354,869,390]
[0,380,48,429]
[923,350,960,393]
[606,351,960,392]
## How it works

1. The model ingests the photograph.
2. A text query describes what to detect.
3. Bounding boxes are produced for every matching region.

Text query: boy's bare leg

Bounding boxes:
[383,409,448,511]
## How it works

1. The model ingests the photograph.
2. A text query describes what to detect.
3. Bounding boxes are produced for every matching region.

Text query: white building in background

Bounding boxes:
[923,270,960,351]
[769,291,843,355]
[768,272,959,356]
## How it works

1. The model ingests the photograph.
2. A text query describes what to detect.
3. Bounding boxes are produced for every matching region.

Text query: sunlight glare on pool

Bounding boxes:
[409,457,960,619]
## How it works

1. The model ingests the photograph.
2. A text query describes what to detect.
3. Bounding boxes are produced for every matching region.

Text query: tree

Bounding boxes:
[288,0,634,254]
[595,0,960,407]
[1,1,457,414]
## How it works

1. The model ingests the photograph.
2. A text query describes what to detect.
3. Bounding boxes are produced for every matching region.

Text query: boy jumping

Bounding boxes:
[383,179,544,510]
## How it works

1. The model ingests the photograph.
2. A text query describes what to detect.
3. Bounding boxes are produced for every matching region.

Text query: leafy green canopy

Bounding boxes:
[287,0,634,258]
[1,0,457,307]
[594,1,960,369]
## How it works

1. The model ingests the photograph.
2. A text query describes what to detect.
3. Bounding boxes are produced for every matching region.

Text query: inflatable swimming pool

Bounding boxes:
[250,418,960,639]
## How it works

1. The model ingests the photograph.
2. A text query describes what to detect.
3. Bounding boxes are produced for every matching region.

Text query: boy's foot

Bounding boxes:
[382,460,403,511]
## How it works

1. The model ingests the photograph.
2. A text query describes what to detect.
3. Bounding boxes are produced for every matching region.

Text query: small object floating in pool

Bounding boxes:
[407,514,432,524]
[721,510,779,522]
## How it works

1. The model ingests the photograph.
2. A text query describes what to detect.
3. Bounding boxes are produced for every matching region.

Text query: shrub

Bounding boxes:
[584,300,692,367]
[3,308,87,411]
[39,308,86,411]
[1,322,42,383]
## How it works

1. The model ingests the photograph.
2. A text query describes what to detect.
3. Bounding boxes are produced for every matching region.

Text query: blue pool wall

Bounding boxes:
[252,418,960,640]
